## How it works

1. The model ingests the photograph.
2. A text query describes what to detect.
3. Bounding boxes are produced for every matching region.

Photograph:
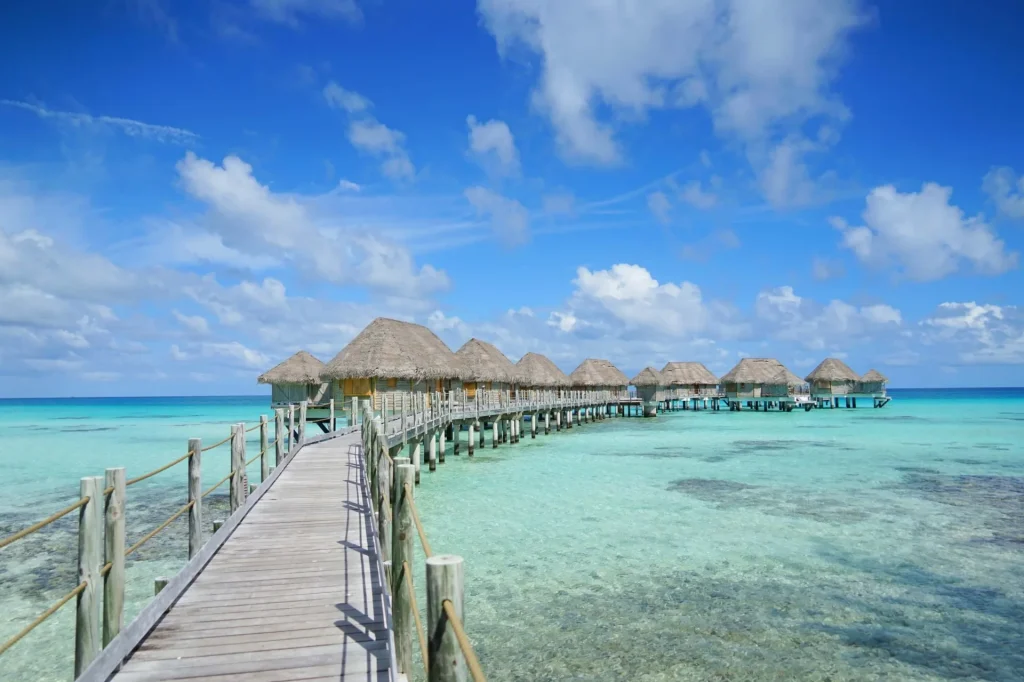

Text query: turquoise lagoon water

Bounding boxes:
[2,390,1023,681]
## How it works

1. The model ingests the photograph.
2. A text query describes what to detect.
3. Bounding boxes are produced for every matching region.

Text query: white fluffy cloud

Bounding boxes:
[250,0,361,26]
[467,115,520,175]
[755,285,901,350]
[465,186,530,246]
[982,166,1024,219]
[476,0,866,197]
[923,302,1024,364]
[176,152,447,294]
[678,180,718,209]
[835,182,1017,281]
[323,81,416,180]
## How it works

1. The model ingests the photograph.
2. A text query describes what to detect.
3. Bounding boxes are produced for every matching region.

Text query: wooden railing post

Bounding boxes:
[187,438,202,559]
[230,424,245,513]
[426,554,467,682]
[75,476,103,677]
[351,396,358,427]
[298,403,307,445]
[274,408,285,466]
[103,467,125,646]
[288,404,295,451]
[392,461,415,676]
[259,415,269,482]
[329,398,336,431]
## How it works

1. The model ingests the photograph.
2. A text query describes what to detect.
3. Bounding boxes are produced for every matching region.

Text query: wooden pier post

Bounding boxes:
[288,405,295,452]
[532,412,537,438]
[103,467,125,646]
[467,421,475,456]
[187,438,202,559]
[230,423,245,513]
[492,420,498,448]
[352,396,359,427]
[75,476,103,677]
[426,554,467,682]
[392,463,416,676]
[329,398,335,431]
[259,415,269,482]
[412,437,422,485]
[274,409,285,466]
[298,402,307,445]
[429,430,437,472]
[439,425,446,464]
[545,411,550,434]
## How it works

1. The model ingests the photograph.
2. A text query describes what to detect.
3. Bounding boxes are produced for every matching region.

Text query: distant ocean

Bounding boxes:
[2,389,1023,681]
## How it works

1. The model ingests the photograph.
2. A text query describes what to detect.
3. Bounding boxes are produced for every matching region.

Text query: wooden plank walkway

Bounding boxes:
[110,431,394,682]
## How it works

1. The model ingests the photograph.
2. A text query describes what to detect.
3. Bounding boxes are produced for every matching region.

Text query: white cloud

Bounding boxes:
[647,191,671,224]
[200,341,270,369]
[477,0,866,176]
[323,82,371,113]
[465,186,530,247]
[338,179,362,192]
[250,0,361,26]
[467,115,520,175]
[172,310,210,335]
[836,182,1018,281]
[176,152,446,294]
[812,256,844,281]
[679,181,718,209]
[1,99,197,144]
[542,192,575,215]
[982,166,1024,219]
[755,285,901,350]
[922,302,1024,365]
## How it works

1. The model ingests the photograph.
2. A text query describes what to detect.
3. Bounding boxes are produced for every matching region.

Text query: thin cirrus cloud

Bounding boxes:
[1,99,198,144]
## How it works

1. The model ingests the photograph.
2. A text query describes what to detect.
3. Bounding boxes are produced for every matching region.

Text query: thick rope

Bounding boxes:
[126,451,191,487]
[0,497,90,551]
[0,581,87,657]
[200,434,232,452]
[201,470,234,499]
[443,599,488,682]
[404,483,433,558]
[124,500,194,558]
[403,560,429,671]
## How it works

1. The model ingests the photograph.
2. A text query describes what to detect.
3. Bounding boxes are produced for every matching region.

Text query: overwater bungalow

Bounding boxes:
[257,350,328,408]
[569,358,630,402]
[454,338,520,405]
[805,358,861,397]
[858,369,889,395]
[320,317,468,414]
[660,361,720,398]
[719,358,804,410]
[516,352,571,401]
[630,367,664,417]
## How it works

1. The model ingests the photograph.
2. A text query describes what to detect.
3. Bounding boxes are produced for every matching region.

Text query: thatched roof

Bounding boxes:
[455,338,519,383]
[630,367,663,387]
[516,352,570,387]
[569,358,629,387]
[321,317,468,381]
[660,361,718,386]
[257,350,324,385]
[720,358,800,386]
[805,358,860,383]
[860,369,889,383]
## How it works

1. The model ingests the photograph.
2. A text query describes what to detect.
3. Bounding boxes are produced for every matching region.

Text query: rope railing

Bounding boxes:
[200,434,232,452]
[444,599,488,682]
[125,451,191,487]
[405,482,433,558]
[403,560,429,670]
[201,470,234,498]
[0,496,89,551]
[124,499,195,559]
[0,580,88,657]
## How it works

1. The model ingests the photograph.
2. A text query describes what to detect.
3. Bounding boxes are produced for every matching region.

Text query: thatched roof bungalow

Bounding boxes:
[630,367,665,413]
[569,358,629,399]
[805,358,860,396]
[454,338,520,399]
[719,358,800,399]
[516,352,570,390]
[660,361,720,397]
[321,317,468,410]
[857,368,889,395]
[258,350,328,406]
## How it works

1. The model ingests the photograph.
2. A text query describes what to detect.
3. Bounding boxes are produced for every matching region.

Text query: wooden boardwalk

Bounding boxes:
[109,431,394,682]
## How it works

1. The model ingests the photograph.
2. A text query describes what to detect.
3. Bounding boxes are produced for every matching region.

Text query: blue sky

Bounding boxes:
[2,0,1024,397]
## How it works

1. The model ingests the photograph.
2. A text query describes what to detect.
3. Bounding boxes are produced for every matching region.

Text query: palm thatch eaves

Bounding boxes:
[321,317,469,381]
[570,358,629,387]
[805,358,860,383]
[257,351,325,385]
[630,367,663,387]
[516,352,571,387]
[720,358,798,385]
[860,369,889,383]
[455,338,521,383]
[660,361,718,386]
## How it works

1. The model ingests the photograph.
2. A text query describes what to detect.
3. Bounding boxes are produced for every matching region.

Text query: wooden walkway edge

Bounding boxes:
[79,429,396,682]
